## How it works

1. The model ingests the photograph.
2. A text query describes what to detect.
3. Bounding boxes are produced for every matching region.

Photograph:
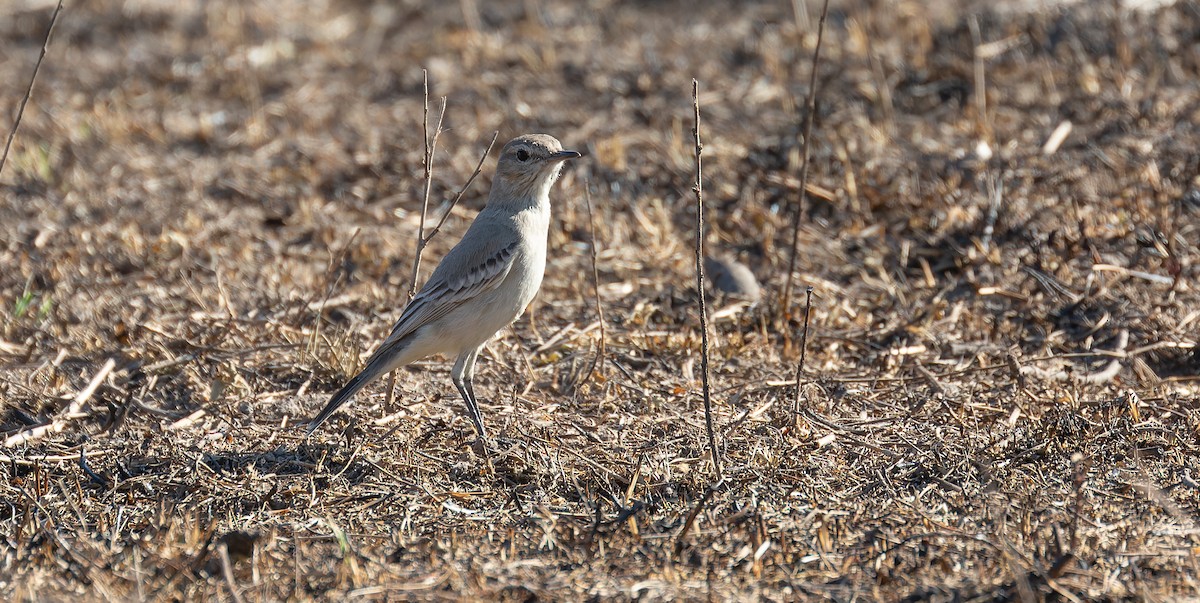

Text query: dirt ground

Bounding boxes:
[2,0,1199,600]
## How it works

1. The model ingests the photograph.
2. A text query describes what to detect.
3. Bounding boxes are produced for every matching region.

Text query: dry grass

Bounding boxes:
[2,0,1199,600]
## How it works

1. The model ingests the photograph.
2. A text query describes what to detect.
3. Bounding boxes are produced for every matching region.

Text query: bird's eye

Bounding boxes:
[515,149,530,162]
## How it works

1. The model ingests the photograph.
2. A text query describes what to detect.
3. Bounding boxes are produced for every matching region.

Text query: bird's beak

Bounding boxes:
[548,150,582,162]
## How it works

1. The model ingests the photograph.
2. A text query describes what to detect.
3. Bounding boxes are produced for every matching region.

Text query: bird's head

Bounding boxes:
[491,134,580,201]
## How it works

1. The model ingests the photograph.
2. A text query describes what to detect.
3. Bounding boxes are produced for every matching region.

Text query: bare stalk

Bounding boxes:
[692,79,722,481]
[792,286,814,417]
[673,477,726,554]
[579,181,607,387]
[0,0,63,179]
[781,0,830,314]
[395,70,446,410]
[424,131,499,243]
[407,69,447,301]
[386,127,494,410]
[968,15,988,138]
[389,130,496,409]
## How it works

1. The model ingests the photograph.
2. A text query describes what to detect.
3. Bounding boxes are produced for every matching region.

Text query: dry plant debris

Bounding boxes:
[2,0,1199,600]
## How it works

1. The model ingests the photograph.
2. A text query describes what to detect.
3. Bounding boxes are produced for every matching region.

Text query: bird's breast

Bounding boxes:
[510,211,549,310]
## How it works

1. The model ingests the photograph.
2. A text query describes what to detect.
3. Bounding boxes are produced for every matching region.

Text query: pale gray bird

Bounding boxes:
[307,134,580,439]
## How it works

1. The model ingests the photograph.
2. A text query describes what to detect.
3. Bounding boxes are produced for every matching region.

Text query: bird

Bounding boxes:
[306,134,580,441]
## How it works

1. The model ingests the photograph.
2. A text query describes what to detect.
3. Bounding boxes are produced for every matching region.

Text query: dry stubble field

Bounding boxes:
[2,0,1200,600]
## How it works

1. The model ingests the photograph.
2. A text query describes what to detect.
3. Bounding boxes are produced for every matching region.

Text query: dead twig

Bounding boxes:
[0,0,63,179]
[791,287,814,417]
[673,477,726,554]
[424,131,499,244]
[218,543,246,603]
[981,171,1003,253]
[578,181,607,388]
[968,15,989,139]
[407,69,448,301]
[78,445,109,488]
[4,358,115,447]
[692,79,722,481]
[781,0,830,315]
[384,130,497,408]
[391,70,446,411]
[1051,453,1090,579]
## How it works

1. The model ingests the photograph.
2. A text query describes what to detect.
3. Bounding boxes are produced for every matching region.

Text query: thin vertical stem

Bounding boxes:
[579,181,607,387]
[792,287,814,417]
[407,69,447,301]
[782,0,830,314]
[692,79,722,481]
[0,0,64,179]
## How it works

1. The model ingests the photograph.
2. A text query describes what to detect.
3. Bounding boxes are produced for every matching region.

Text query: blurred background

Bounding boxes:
[1,0,1198,599]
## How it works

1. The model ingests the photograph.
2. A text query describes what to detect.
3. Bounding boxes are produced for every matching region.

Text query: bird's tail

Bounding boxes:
[305,351,394,436]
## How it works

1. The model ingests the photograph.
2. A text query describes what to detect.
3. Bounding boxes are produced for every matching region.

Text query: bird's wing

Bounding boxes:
[305,222,519,435]
[376,223,520,350]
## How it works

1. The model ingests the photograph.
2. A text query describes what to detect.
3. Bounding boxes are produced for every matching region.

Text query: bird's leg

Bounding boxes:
[452,349,489,443]
[462,348,479,414]
[448,372,480,432]
[461,347,488,440]
[463,346,517,450]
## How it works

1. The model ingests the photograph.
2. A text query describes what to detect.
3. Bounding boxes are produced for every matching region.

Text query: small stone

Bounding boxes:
[705,255,762,302]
